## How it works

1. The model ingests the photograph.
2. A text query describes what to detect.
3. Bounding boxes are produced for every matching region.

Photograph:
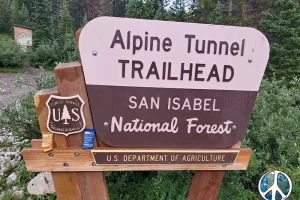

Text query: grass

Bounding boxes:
[0,139,13,148]
[1,191,23,200]
[0,34,13,42]
[0,161,57,199]
[4,164,15,178]
[0,67,26,73]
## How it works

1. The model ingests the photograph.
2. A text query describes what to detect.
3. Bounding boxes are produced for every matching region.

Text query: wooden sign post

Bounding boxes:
[22,17,269,200]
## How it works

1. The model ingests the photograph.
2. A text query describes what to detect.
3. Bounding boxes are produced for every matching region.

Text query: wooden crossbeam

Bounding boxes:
[22,147,251,172]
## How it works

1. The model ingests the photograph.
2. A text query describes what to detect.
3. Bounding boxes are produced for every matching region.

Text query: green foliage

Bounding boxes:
[29,38,79,69]
[1,192,23,200]
[126,0,148,19]
[10,0,32,27]
[0,34,13,41]
[0,0,12,33]
[0,160,57,199]
[57,0,74,42]
[0,69,56,141]
[170,0,187,21]
[58,33,79,63]
[289,167,300,198]
[29,42,60,69]
[260,0,300,79]
[106,171,192,200]
[81,13,88,27]
[0,91,41,141]
[68,0,86,30]
[0,40,27,68]
[0,139,13,148]
[206,3,254,26]
[126,0,170,20]
[206,3,226,24]
[33,0,52,46]
[4,164,15,178]
[246,78,300,168]
[113,0,127,17]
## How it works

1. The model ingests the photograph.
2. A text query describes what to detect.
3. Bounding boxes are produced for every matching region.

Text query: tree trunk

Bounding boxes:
[228,0,233,16]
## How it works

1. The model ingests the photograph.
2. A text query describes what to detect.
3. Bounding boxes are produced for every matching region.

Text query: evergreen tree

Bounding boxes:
[206,2,226,24]
[61,105,71,124]
[69,0,85,30]
[100,0,114,16]
[11,1,31,27]
[193,0,218,23]
[57,0,74,40]
[170,0,187,21]
[113,0,127,17]
[0,0,12,33]
[81,13,88,27]
[143,0,161,19]
[19,3,31,26]
[260,0,300,79]
[23,0,35,17]
[126,0,146,19]
[33,0,52,46]
[126,0,170,20]
[50,0,62,40]
[11,0,20,25]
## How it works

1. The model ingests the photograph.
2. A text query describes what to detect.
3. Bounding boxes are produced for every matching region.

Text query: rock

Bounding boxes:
[12,186,18,191]
[11,160,19,167]
[8,137,14,142]
[6,172,16,184]
[27,172,55,195]
[13,190,24,199]
[5,157,11,162]
[0,167,6,173]
[5,152,17,156]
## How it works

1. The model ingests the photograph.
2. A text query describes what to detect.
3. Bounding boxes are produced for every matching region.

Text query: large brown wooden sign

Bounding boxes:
[79,17,269,148]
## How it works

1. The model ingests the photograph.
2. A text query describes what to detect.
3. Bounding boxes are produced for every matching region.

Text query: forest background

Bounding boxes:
[0,0,300,199]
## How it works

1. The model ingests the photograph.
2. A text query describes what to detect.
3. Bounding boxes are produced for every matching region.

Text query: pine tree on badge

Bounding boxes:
[61,105,71,124]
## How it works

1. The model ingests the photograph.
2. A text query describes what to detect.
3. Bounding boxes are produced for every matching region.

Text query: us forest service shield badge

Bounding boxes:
[46,95,86,136]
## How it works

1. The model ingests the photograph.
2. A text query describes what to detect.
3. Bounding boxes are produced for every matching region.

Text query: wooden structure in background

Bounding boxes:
[13,24,32,50]
[22,30,252,200]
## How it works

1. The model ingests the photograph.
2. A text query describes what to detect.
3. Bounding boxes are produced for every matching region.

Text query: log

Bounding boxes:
[54,62,109,200]
[34,89,82,200]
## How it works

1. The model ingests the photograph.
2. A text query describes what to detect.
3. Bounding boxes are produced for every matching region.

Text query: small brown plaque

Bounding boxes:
[91,150,239,165]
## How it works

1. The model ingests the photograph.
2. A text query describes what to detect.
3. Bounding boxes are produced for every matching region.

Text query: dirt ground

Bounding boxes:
[0,67,42,109]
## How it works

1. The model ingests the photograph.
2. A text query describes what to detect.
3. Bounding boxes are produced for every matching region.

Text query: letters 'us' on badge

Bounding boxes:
[46,95,86,136]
